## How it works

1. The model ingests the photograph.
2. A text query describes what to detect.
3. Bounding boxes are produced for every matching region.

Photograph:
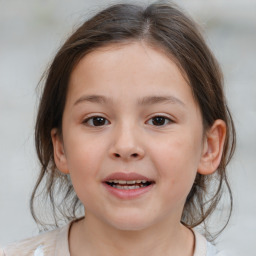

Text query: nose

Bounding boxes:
[109,124,145,161]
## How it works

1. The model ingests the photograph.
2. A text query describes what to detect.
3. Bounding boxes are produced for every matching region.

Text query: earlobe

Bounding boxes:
[198,120,226,175]
[51,128,69,174]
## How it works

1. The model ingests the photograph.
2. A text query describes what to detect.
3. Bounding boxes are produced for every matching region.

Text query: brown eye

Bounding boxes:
[84,116,109,127]
[147,116,172,126]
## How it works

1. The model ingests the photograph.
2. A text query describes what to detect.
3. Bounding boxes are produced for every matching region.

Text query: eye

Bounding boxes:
[83,116,110,127]
[147,116,173,126]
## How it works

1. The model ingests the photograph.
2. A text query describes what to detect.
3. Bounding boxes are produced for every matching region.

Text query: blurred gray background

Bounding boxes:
[0,0,255,255]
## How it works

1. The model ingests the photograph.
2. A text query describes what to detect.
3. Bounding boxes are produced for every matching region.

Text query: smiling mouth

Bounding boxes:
[105,180,153,190]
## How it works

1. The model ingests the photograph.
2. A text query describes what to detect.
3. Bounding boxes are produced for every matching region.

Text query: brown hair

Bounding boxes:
[31,1,236,240]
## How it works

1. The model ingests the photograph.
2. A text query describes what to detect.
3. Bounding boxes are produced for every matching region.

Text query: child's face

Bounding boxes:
[53,42,208,230]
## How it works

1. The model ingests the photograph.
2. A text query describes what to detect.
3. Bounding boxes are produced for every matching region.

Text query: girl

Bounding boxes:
[1,1,235,255]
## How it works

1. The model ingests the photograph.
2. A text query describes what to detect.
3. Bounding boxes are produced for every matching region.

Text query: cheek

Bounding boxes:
[63,133,107,194]
[64,129,105,170]
[65,145,102,207]
[150,133,202,195]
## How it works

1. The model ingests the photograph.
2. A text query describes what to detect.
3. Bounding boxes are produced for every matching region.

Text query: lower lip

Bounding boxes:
[102,183,154,200]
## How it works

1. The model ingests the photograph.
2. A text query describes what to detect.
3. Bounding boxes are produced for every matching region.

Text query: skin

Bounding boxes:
[51,42,226,256]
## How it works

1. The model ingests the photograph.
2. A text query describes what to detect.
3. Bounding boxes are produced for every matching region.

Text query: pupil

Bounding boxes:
[93,117,105,126]
[153,117,165,126]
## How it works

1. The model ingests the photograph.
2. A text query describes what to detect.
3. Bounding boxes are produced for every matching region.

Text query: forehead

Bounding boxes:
[67,42,197,109]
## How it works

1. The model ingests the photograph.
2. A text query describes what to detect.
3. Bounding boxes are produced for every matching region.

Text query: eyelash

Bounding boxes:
[83,116,110,127]
[82,115,173,127]
[147,116,173,126]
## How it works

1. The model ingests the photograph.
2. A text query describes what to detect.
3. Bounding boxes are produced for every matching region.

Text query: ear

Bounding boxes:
[51,128,69,174]
[198,120,226,175]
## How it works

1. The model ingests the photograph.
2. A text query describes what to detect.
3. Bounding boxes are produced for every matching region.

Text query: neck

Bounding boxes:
[69,214,194,256]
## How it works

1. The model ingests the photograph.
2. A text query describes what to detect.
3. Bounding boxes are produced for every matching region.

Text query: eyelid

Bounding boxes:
[146,114,175,126]
[81,113,175,127]
[82,115,110,127]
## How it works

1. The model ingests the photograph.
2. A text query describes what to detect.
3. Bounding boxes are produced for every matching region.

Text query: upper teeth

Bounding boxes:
[108,180,148,184]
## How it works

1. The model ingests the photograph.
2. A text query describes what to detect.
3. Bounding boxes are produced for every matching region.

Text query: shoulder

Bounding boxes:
[0,224,70,256]
[206,242,230,256]
[0,229,59,256]
[193,230,228,256]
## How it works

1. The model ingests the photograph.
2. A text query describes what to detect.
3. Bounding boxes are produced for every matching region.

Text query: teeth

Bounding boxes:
[127,181,136,184]
[108,180,148,185]
[112,184,142,189]
[117,180,126,184]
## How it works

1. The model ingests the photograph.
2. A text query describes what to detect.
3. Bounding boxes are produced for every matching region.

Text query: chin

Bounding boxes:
[105,213,154,232]
[111,222,150,232]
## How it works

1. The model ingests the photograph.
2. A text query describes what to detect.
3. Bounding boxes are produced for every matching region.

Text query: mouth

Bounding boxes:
[105,180,153,190]
[102,172,155,199]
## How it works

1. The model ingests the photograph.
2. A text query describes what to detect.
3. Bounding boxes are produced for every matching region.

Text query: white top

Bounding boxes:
[0,223,225,256]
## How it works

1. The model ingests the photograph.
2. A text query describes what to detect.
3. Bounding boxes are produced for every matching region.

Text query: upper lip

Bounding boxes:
[103,172,153,182]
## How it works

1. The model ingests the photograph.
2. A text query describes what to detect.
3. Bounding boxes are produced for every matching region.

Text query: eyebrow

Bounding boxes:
[74,95,111,105]
[74,95,185,107]
[137,95,185,107]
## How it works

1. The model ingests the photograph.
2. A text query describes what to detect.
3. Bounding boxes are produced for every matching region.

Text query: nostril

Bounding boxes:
[113,152,139,158]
